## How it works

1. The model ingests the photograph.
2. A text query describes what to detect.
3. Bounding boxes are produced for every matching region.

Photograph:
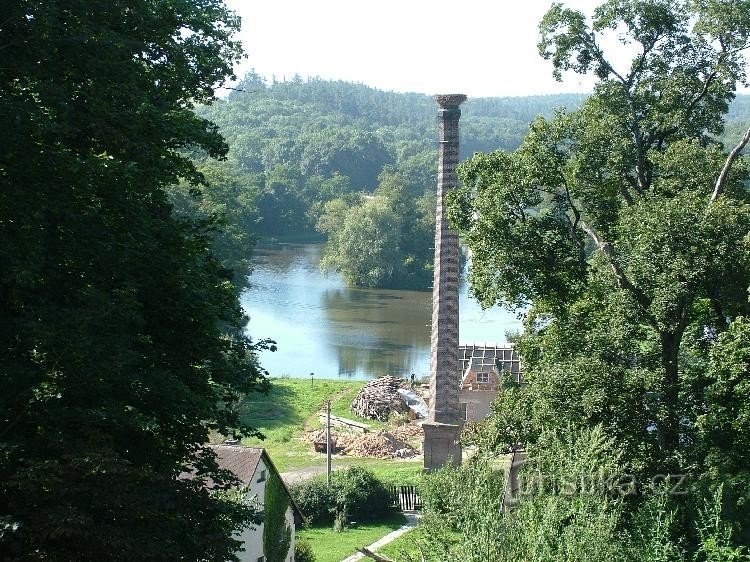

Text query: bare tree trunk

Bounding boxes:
[658,331,682,467]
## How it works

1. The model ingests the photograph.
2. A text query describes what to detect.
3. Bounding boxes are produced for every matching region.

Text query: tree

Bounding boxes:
[317,171,435,290]
[0,1,269,559]
[447,0,750,517]
[168,161,262,290]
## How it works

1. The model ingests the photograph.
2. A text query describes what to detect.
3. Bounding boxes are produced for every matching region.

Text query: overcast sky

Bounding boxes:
[224,0,610,98]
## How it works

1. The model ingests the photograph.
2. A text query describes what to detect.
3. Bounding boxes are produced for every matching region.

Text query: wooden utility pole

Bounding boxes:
[326,400,332,484]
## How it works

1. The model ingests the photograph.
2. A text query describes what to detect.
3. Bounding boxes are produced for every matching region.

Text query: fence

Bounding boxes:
[390,485,422,511]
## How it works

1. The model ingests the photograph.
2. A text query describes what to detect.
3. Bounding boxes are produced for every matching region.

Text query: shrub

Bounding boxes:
[290,477,335,525]
[332,466,392,523]
[290,467,393,526]
[294,539,316,562]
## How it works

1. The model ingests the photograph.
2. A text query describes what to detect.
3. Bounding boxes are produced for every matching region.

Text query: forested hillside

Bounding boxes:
[186,74,750,289]
[187,74,584,289]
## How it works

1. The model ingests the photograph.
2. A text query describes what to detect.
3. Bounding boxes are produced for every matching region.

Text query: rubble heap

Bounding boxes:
[390,423,424,442]
[350,376,410,421]
[338,430,417,459]
[302,426,421,459]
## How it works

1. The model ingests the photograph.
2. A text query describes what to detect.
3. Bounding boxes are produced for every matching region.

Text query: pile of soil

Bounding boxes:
[302,427,419,459]
[338,430,417,459]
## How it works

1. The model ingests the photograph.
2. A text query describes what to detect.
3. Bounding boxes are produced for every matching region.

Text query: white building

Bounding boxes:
[210,444,303,562]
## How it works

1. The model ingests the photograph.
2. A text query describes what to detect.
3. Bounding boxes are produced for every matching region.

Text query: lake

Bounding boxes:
[241,243,522,380]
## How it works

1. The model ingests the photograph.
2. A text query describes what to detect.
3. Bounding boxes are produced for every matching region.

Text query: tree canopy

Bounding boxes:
[1,1,269,559]
[445,0,750,555]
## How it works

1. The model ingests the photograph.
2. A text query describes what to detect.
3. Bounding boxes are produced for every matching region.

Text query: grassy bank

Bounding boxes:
[233,378,422,481]
[234,378,363,471]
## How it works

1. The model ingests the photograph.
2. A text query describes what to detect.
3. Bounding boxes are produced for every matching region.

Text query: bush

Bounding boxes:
[290,477,335,525]
[290,467,393,526]
[294,538,316,562]
[333,466,392,523]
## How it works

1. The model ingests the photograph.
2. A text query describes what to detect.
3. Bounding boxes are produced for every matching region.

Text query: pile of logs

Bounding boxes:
[350,376,409,421]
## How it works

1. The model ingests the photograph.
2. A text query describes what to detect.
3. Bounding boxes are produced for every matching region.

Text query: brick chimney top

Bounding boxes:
[434,94,467,108]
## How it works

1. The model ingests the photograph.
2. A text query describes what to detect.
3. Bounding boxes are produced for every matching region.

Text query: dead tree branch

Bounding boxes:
[357,547,396,561]
[710,125,750,205]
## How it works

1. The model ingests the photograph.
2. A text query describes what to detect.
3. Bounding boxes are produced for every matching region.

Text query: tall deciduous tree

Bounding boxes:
[0,1,269,559]
[318,171,436,290]
[448,0,750,478]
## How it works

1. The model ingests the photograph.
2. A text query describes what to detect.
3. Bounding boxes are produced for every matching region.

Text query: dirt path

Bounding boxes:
[302,387,354,432]
[280,463,341,485]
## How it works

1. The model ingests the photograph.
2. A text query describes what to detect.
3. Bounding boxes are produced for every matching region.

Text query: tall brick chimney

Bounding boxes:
[423,94,466,470]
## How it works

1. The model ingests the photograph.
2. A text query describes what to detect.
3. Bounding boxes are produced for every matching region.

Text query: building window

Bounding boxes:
[460,402,468,421]
[257,469,267,483]
[257,557,265,562]
[476,372,490,383]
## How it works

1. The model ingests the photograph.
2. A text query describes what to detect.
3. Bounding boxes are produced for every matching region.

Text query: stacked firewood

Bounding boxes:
[350,376,409,421]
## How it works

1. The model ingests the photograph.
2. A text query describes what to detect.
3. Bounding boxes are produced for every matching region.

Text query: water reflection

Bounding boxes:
[242,243,521,380]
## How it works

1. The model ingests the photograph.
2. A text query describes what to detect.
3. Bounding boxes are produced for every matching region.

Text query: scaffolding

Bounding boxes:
[458,342,522,383]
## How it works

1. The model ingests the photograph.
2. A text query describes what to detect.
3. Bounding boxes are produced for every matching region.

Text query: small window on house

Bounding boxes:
[257,556,265,562]
[460,402,468,421]
[257,469,267,483]
[476,372,490,383]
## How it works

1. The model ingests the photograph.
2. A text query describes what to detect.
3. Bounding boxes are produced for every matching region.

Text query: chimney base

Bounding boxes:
[423,422,462,470]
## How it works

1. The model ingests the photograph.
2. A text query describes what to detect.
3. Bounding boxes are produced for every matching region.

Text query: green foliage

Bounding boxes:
[168,161,262,290]
[0,1,269,559]
[448,0,750,470]
[194,75,588,248]
[333,466,393,523]
[318,171,436,289]
[294,538,317,562]
[290,467,392,526]
[444,0,750,557]
[263,471,292,562]
[290,476,336,525]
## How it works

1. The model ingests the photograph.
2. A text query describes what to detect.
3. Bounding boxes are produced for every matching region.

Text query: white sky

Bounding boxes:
[224,0,608,98]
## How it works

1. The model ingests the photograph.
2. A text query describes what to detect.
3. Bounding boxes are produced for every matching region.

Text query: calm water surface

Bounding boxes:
[241,243,522,380]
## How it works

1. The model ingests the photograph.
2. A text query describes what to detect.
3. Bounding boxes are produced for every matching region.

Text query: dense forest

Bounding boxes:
[182,76,585,289]
[187,74,750,290]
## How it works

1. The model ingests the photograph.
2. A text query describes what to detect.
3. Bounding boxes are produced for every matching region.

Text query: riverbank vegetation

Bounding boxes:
[182,73,750,290]
[186,77,585,289]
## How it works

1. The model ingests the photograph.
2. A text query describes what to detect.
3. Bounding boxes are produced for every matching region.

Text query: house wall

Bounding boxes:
[459,388,497,421]
[285,504,296,562]
[236,457,268,562]
[236,456,296,562]
[459,369,499,422]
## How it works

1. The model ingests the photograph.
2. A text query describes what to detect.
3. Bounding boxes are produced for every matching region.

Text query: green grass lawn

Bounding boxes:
[377,525,425,560]
[336,458,424,486]
[234,378,365,471]
[297,511,407,562]
[232,378,427,475]
[378,526,465,560]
